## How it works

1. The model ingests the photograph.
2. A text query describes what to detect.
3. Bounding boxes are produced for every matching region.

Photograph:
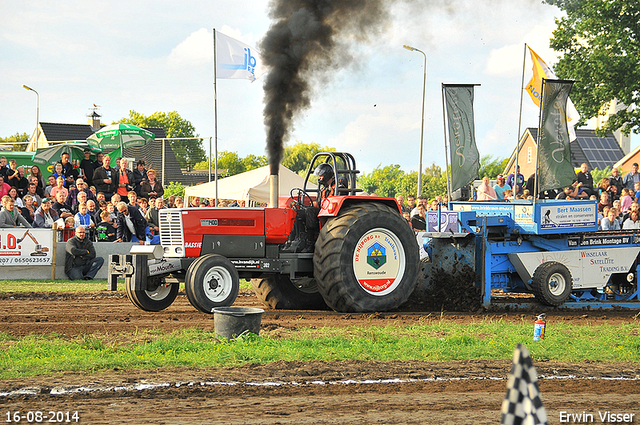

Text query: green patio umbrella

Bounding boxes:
[31,142,102,167]
[86,123,155,150]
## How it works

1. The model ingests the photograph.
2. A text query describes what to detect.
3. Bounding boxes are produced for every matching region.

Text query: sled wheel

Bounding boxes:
[532,261,572,306]
[251,275,328,310]
[185,254,240,314]
[314,203,419,312]
[126,275,178,312]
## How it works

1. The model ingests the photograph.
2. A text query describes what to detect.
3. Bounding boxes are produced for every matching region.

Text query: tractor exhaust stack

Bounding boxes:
[269,165,278,208]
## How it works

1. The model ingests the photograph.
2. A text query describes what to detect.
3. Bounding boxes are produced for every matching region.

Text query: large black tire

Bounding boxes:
[185,254,240,314]
[313,203,420,312]
[126,275,179,312]
[251,275,328,310]
[532,261,572,306]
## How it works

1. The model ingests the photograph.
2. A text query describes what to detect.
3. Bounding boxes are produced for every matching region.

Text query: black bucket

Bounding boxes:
[213,306,265,339]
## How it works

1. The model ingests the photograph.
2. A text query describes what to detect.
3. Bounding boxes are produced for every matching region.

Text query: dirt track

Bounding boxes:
[0,290,638,424]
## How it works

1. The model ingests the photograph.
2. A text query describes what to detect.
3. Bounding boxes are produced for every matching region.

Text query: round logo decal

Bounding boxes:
[353,228,405,296]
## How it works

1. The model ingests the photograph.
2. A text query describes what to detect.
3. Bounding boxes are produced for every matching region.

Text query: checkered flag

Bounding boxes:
[500,344,548,425]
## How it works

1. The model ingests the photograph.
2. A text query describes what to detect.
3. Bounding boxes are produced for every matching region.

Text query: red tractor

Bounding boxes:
[109,152,420,313]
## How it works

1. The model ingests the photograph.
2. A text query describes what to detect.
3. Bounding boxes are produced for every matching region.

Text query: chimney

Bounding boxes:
[269,164,279,208]
[88,111,101,131]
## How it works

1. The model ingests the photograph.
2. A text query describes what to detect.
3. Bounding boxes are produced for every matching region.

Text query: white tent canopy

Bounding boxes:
[184,164,307,206]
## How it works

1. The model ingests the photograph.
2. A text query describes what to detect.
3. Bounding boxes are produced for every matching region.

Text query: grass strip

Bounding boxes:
[0,320,638,379]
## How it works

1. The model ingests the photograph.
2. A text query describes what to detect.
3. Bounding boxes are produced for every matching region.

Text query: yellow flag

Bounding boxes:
[525,46,580,140]
[525,47,555,107]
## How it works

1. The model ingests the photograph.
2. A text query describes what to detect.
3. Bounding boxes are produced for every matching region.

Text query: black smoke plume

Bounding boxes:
[260,0,390,174]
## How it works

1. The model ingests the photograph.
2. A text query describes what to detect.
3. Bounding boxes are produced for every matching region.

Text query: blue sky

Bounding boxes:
[2,0,634,174]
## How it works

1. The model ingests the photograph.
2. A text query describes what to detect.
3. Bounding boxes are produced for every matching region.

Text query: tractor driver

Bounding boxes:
[283,163,336,253]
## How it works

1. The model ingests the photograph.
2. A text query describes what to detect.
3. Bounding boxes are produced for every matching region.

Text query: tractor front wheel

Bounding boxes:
[185,254,239,314]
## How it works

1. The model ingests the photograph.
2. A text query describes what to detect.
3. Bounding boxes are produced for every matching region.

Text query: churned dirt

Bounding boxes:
[0,289,638,424]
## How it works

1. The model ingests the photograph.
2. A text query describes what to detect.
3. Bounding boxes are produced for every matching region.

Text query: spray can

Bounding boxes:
[533,313,546,341]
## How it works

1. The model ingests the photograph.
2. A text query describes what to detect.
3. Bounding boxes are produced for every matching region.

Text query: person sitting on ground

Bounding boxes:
[601,207,621,231]
[64,226,104,280]
[32,197,59,228]
[115,201,148,244]
[95,210,117,242]
[0,195,32,228]
[477,176,497,201]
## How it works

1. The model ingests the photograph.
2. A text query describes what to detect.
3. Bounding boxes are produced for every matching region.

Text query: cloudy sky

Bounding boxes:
[1,0,632,174]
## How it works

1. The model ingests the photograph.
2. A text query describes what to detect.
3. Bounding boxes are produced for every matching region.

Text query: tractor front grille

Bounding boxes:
[159,209,184,256]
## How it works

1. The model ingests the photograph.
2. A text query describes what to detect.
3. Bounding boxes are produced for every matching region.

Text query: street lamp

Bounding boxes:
[22,85,40,149]
[403,44,426,198]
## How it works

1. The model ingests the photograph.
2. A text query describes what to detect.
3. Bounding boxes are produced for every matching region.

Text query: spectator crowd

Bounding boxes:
[0,152,177,244]
[395,162,640,232]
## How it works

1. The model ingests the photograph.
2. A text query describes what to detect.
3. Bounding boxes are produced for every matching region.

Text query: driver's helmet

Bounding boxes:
[314,163,334,187]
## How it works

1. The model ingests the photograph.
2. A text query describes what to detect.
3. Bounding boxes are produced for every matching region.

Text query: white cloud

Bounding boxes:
[167,28,213,68]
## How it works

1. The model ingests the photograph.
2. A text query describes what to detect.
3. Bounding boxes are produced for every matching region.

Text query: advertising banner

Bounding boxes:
[0,228,53,266]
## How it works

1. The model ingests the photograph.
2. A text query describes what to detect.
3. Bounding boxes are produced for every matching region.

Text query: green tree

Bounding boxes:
[119,110,206,168]
[359,164,405,197]
[545,0,640,136]
[282,142,335,173]
[242,154,268,171]
[0,132,29,151]
[163,181,186,198]
[478,155,509,179]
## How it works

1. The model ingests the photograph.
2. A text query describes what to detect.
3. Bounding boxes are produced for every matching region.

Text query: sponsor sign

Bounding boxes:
[539,204,596,229]
[353,230,401,295]
[0,228,53,266]
[427,211,459,232]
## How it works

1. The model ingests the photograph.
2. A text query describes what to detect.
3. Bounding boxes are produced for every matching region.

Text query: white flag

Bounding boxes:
[215,30,264,81]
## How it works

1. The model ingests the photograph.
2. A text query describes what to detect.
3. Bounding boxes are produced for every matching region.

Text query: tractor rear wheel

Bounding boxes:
[314,203,419,312]
[251,275,328,310]
[532,261,572,306]
[185,254,239,314]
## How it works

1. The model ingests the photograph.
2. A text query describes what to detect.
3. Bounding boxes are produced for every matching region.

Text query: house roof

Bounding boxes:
[507,127,624,171]
[39,122,98,141]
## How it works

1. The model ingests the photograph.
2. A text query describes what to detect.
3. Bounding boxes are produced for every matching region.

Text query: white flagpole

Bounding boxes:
[514,43,527,197]
[213,28,219,206]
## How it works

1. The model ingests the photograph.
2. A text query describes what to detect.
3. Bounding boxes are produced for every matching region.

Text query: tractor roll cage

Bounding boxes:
[302,152,363,198]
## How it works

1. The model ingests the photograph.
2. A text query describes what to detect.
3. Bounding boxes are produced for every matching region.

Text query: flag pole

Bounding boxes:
[514,43,527,198]
[212,28,219,206]
[534,78,547,200]
[441,84,452,200]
